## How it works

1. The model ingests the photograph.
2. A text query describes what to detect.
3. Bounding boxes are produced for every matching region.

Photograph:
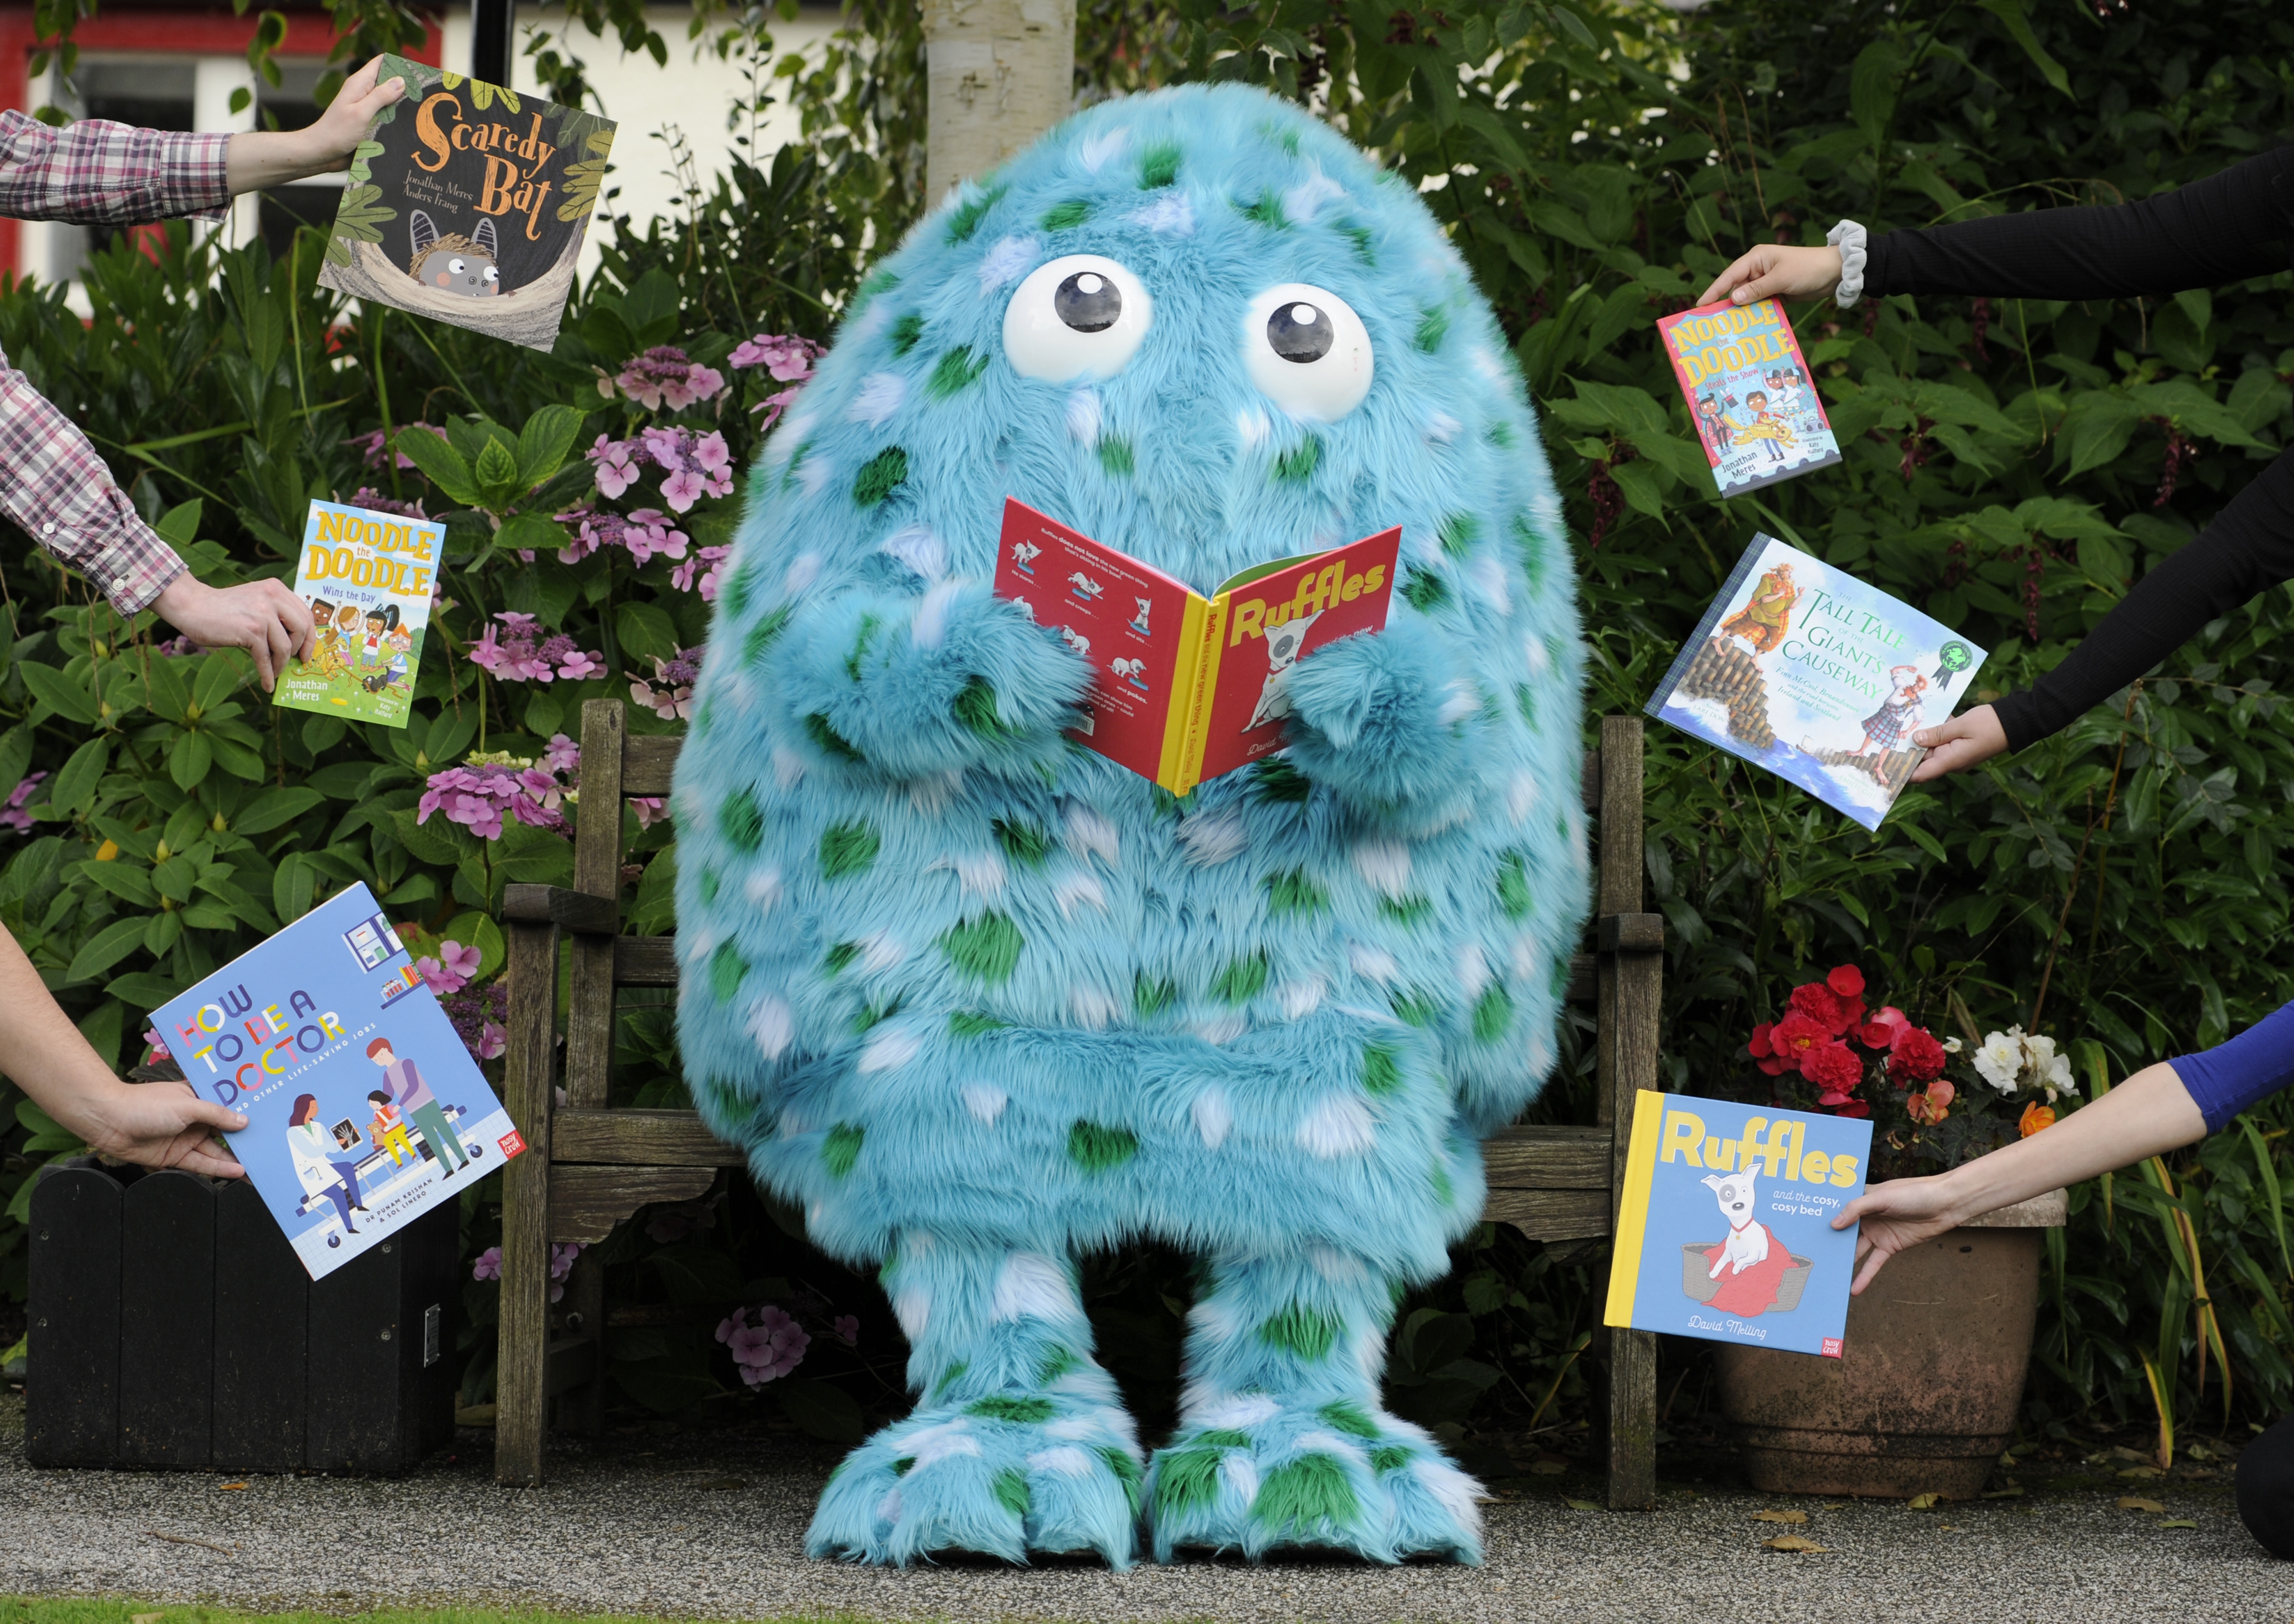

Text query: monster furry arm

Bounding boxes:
[1278,614,1498,818]
[763,578,1093,778]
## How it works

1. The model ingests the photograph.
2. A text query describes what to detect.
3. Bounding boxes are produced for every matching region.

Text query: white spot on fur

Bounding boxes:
[1510,931,1544,987]
[1310,1244,1367,1285]
[978,233,1037,294]
[1283,168,1346,223]
[1070,984,1122,1030]
[1045,1413,1104,1441]
[1065,387,1102,447]
[1193,1012,1248,1045]
[1274,976,1326,1019]
[1411,1455,1487,1537]
[1297,1094,1377,1159]
[1351,838,1412,899]
[1221,1452,1260,1507]
[1236,404,1271,449]
[766,411,813,467]
[1456,942,1491,1001]
[1425,410,1461,444]
[858,1026,921,1074]
[857,932,907,975]
[748,996,793,1060]
[911,576,963,649]
[992,1251,1073,1323]
[1507,769,1539,825]
[892,1285,931,1340]
[1470,555,1511,616]
[1078,124,1129,173]
[906,769,964,815]
[1052,869,1108,918]
[1030,1445,1097,1478]
[743,866,783,912]
[900,1418,982,1470]
[1348,942,1400,985]
[936,850,1007,897]
[680,926,716,965]
[772,746,807,790]
[876,1486,902,1525]
[1060,801,1120,866]
[1472,345,1505,385]
[848,371,905,427]
[1188,1392,1280,1432]
[1525,1032,1555,1073]
[778,1107,815,1139]
[1525,633,1552,673]
[797,455,833,499]
[1179,809,1247,867]
[1132,190,1193,235]
[961,1083,1007,1124]
[1191,1087,1233,1150]
[879,521,945,582]
[1289,1431,1369,1466]
[1437,682,1479,727]
[782,552,821,597]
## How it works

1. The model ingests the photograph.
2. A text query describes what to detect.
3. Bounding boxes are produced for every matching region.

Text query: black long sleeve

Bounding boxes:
[1862,148,2294,751]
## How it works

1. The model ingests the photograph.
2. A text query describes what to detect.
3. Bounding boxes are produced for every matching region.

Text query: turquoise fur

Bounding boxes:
[673,83,1586,1566]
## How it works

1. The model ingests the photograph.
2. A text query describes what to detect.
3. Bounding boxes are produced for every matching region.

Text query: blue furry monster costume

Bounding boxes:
[671,83,1585,1567]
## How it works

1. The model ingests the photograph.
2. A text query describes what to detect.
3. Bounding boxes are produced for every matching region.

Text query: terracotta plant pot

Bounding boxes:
[1711,1189,2067,1500]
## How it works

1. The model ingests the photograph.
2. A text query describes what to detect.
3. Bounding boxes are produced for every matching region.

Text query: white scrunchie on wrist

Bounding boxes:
[1827,219,1869,308]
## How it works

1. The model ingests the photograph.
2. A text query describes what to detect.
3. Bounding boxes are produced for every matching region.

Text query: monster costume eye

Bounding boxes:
[1003,254,1153,383]
[1243,282,1373,421]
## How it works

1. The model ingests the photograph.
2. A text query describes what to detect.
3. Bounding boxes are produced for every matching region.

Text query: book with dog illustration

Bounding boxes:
[271,499,440,728]
[1658,298,1841,495]
[315,55,616,351]
[148,882,523,1281]
[1604,1093,1871,1357]
[992,498,1400,796]
[1646,533,1989,831]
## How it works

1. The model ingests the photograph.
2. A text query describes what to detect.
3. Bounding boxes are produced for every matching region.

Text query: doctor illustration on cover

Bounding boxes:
[150,883,522,1280]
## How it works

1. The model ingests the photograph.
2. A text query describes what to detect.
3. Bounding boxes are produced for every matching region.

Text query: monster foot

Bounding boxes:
[1145,1396,1484,1564]
[806,1396,1144,1567]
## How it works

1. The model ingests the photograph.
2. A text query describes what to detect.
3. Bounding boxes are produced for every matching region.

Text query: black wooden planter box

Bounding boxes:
[25,1160,459,1474]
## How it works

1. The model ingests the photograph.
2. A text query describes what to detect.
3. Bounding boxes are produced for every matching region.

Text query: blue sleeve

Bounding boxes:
[2171,1000,2294,1134]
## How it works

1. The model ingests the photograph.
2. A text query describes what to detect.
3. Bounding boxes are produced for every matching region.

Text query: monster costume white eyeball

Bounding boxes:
[1243,283,1373,421]
[1002,255,1154,383]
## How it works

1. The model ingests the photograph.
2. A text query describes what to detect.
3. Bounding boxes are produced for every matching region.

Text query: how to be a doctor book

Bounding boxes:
[151,883,524,1280]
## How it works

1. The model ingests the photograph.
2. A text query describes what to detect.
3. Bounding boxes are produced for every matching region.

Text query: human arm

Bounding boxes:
[222,57,405,195]
[0,921,246,1178]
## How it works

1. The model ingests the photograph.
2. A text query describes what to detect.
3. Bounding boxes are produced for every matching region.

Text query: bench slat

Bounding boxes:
[1481,1122,1613,1189]
[549,1163,716,1242]
[614,935,680,986]
[552,1107,740,1167]
[1482,1186,1610,1241]
[623,735,681,797]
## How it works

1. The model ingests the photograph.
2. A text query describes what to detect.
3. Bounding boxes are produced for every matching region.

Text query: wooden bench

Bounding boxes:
[496,702,1661,1509]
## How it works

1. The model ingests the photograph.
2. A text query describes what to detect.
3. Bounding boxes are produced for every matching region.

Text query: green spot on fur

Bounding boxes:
[1439,513,1480,557]
[927,347,991,400]
[1263,867,1327,918]
[889,311,925,357]
[1155,1447,1223,1516]
[1253,756,1312,803]
[1514,513,1548,592]
[968,1395,1057,1423]
[719,564,753,620]
[893,1456,916,1477]
[1432,1159,1455,1205]
[1096,436,1134,477]
[1473,984,1515,1042]
[1486,418,1517,449]
[1497,852,1531,919]
[940,912,1025,984]
[822,1122,864,1177]
[1100,1446,1143,1513]
[721,788,764,854]
[1211,951,1269,1006]
[1195,1429,1254,1449]
[1318,1400,1381,1439]
[994,1467,1031,1518]
[1515,683,1538,730]
[743,604,792,666]
[1273,436,1320,483]
[1236,192,1288,229]
[1550,954,1573,999]
[698,868,720,905]
[1392,989,1440,1027]
[805,712,864,763]
[1038,1345,1080,1384]
[954,675,1018,741]
[1040,197,1091,230]
[946,184,1006,244]
[1363,1043,1402,1096]
[778,441,811,492]
[1134,973,1176,1018]
[844,612,882,680]
[1140,141,1181,188]
[1068,1119,1139,1173]
[1378,894,1432,927]
[820,820,880,880]
[1415,305,1450,353]
[1254,1453,1361,1531]
[950,1010,1006,1038]
[1370,1444,1413,1474]
[851,267,898,318]
[993,818,1054,868]
[852,998,901,1036]
[1400,567,1448,612]
[824,941,862,976]
[710,940,746,1003]
[931,1360,968,1400]
[1258,1302,1341,1361]
[853,446,909,507]
[1337,218,1375,267]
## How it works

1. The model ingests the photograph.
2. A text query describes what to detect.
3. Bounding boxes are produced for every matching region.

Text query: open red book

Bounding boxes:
[993,499,1400,795]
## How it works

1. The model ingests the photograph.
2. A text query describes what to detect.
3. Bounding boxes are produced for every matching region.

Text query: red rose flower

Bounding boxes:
[1749,1023,1775,1058]
[1789,981,1850,1035]
[1827,964,1867,1000]
[1767,1010,1833,1068]
[1832,1099,1873,1119]
[1801,1040,1864,1096]
[1887,1027,1948,1086]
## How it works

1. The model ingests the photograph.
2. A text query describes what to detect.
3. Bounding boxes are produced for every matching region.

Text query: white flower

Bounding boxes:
[2045,1053,2076,1096]
[1942,1035,1964,1055]
[1973,1029,2024,1096]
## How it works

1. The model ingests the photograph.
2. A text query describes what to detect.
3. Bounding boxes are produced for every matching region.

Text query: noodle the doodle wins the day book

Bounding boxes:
[271,499,439,729]
[993,499,1400,795]
[1657,297,1842,496]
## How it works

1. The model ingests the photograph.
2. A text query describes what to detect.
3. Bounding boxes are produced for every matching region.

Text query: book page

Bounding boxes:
[274,500,439,729]
[1645,534,1989,831]
[1658,298,1842,497]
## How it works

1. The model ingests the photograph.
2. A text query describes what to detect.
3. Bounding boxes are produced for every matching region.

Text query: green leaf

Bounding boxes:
[493,512,568,560]
[154,499,203,548]
[1848,40,1900,143]
[473,436,520,496]
[234,786,324,834]
[273,852,319,924]
[107,970,187,1012]
[1976,0,2073,97]
[66,916,151,985]
[191,651,247,716]
[442,910,507,978]
[389,807,472,865]
[616,600,679,664]
[0,723,32,799]
[80,859,158,908]
[777,1377,866,1445]
[395,426,481,506]
[143,652,191,723]
[19,661,98,725]
[49,738,110,817]
[514,403,588,491]
[170,730,214,790]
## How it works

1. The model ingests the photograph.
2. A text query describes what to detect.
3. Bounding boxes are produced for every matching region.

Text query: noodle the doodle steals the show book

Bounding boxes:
[271,499,439,728]
[150,884,522,1281]
[1605,1092,1871,1357]
[993,499,1400,795]
[1657,297,1841,496]
[1646,534,1988,831]
[317,55,616,351]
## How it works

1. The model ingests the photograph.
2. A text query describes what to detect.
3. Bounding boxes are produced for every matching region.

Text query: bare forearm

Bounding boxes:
[223,129,349,195]
[1935,1063,2206,1221]
[0,922,121,1124]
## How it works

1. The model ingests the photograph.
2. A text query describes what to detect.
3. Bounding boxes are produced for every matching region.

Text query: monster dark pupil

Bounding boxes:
[1055,271,1122,333]
[1268,301,1334,363]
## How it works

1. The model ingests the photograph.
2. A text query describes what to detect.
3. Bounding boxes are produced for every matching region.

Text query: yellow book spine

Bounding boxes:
[1601,1091,1669,1329]
[1172,594,1230,796]
[1154,593,1211,793]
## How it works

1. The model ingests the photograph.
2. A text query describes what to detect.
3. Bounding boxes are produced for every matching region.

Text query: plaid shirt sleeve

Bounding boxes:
[1,341,185,615]
[0,109,232,226]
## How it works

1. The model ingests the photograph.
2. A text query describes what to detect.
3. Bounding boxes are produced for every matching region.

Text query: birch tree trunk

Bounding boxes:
[920,0,1076,202]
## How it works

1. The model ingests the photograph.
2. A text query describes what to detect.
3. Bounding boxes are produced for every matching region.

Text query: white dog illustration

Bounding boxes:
[1111,656,1146,686]
[1244,610,1323,730]
[1059,625,1091,658]
[1130,597,1153,634]
[1011,541,1042,572]
[1067,572,1104,601]
[1702,1168,1768,1277]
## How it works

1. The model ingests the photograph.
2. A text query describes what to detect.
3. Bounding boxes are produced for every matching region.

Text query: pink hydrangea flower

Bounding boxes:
[716,1304,810,1385]
[542,733,581,774]
[352,422,447,470]
[588,434,642,499]
[728,333,824,381]
[833,1315,859,1346]
[143,1027,171,1061]
[440,940,484,982]
[548,1241,584,1303]
[555,647,606,681]
[415,954,467,996]
[1,770,47,833]
[472,1246,503,1282]
[478,1020,507,1061]
[632,796,669,829]
[616,346,725,411]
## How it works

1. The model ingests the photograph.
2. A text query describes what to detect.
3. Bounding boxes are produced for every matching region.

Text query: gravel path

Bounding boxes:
[3,1398,2284,1624]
